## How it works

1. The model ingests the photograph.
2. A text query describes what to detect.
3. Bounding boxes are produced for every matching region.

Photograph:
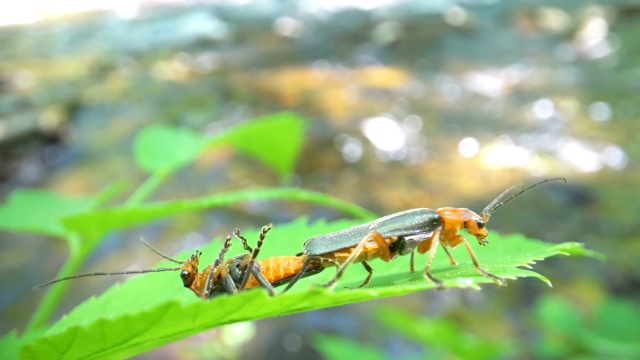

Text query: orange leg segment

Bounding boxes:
[422,228,445,290]
[461,238,506,286]
[323,231,390,290]
[440,242,458,266]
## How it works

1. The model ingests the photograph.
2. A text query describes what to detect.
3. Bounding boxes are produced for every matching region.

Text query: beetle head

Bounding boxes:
[180,251,201,288]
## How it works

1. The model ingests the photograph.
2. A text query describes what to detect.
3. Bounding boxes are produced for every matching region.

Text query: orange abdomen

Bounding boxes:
[244,256,316,289]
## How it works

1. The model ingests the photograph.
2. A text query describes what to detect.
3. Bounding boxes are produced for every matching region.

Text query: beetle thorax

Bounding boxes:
[437,207,489,244]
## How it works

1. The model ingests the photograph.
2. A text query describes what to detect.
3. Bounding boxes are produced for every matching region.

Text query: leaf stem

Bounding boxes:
[125,169,172,206]
[26,235,86,331]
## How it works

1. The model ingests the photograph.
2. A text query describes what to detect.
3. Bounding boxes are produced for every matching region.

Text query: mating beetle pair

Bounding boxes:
[36,178,566,298]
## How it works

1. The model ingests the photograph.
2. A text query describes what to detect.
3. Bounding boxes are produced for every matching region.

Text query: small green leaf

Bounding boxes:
[550,242,607,260]
[0,189,100,237]
[133,125,208,172]
[210,112,306,177]
[21,219,599,359]
[133,113,306,176]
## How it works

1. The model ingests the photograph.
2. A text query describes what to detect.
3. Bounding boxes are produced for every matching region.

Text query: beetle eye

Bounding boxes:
[180,270,190,280]
[476,219,485,229]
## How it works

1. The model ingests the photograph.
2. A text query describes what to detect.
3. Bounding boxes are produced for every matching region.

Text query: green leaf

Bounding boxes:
[1,330,46,360]
[210,112,306,177]
[374,308,511,359]
[549,242,607,260]
[594,298,640,344]
[133,112,306,176]
[21,219,599,359]
[537,295,582,334]
[1,331,26,360]
[537,295,640,357]
[133,125,209,173]
[62,187,376,239]
[0,189,105,237]
[312,334,388,360]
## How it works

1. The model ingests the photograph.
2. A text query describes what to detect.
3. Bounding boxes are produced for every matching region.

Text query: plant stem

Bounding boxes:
[26,235,84,331]
[197,187,378,220]
[125,168,172,206]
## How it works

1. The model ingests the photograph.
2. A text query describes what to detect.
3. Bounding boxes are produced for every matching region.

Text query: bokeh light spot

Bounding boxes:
[458,137,480,158]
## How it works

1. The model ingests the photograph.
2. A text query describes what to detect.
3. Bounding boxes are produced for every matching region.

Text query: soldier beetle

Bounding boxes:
[183,226,323,299]
[34,226,322,299]
[282,177,567,291]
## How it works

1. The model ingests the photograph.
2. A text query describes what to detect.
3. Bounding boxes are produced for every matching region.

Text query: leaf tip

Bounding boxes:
[552,242,606,261]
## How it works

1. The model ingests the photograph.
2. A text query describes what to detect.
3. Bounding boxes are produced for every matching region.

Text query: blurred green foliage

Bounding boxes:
[374,307,511,359]
[0,114,368,357]
[312,293,639,359]
[0,115,601,358]
[312,334,389,360]
[537,295,640,358]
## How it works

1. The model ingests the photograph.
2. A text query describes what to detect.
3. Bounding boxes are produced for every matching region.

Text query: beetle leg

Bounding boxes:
[203,235,233,299]
[281,256,315,293]
[227,257,244,282]
[440,242,458,266]
[233,228,253,252]
[369,232,392,261]
[249,263,277,296]
[410,250,415,272]
[461,238,507,286]
[423,228,445,290]
[223,269,238,295]
[323,231,384,290]
[238,226,271,291]
[345,261,374,289]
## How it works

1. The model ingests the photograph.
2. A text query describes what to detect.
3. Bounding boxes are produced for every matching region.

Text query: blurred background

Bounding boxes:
[1,0,638,359]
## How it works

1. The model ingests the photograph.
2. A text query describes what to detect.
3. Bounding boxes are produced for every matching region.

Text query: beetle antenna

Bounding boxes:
[33,266,184,289]
[140,238,185,264]
[34,238,188,289]
[481,177,567,222]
